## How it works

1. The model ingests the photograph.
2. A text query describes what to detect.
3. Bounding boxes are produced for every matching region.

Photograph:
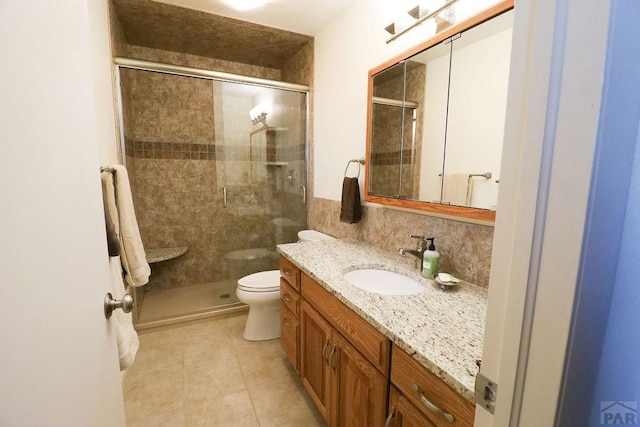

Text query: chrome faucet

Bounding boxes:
[398,234,429,271]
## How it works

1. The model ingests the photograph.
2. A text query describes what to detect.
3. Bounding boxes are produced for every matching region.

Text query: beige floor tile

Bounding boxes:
[125,313,323,427]
[237,340,292,387]
[185,357,245,403]
[248,376,325,427]
[186,390,259,427]
[127,411,186,427]
[124,371,184,423]
[183,333,238,367]
[125,341,184,384]
[138,325,186,350]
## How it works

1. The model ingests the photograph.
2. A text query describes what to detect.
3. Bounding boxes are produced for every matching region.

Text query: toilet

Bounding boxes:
[236,229,334,341]
[236,270,282,341]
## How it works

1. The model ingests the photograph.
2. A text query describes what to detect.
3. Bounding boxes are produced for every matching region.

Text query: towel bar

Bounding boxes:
[344,158,365,178]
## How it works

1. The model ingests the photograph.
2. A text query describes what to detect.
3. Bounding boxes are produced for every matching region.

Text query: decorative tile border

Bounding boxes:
[370,149,415,165]
[124,139,306,162]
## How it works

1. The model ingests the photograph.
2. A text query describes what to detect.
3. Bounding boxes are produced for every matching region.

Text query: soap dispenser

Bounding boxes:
[422,238,440,279]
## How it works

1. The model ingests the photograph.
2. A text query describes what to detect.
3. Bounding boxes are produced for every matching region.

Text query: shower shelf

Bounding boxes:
[265,161,288,166]
[145,246,189,264]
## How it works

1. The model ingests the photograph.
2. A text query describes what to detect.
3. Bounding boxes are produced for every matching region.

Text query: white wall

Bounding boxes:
[313,0,500,201]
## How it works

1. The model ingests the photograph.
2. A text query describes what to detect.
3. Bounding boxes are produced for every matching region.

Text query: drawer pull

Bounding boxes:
[384,406,396,427]
[283,318,290,327]
[283,294,293,302]
[322,338,330,365]
[329,344,337,370]
[283,269,293,277]
[412,383,455,423]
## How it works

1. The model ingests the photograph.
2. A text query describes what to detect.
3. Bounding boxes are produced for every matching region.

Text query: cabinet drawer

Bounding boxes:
[280,256,300,291]
[280,278,300,318]
[301,273,390,375]
[388,386,437,427]
[391,344,474,427]
[280,304,299,374]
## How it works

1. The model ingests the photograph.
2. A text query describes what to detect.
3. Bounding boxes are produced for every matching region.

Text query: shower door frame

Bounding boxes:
[113,58,310,328]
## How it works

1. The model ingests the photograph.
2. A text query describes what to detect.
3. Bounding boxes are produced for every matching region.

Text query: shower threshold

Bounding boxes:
[135,280,247,330]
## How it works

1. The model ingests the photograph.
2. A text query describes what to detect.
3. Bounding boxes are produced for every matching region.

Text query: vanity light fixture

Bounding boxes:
[250,103,271,126]
[385,0,458,43]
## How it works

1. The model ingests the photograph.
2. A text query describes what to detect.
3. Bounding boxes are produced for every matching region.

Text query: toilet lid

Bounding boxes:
[237,270,281,292]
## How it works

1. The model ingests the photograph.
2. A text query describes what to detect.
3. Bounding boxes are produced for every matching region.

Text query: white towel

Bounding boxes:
[109,255,139,371]
[102,165,151,287]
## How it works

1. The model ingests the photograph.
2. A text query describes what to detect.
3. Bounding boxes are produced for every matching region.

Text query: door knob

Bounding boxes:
[104,293,134,319]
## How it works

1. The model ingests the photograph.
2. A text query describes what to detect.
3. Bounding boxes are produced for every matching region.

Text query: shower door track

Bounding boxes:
[115,57,310,93]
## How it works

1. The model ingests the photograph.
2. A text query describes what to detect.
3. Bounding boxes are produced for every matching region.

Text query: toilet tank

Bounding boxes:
[297,230,335,242]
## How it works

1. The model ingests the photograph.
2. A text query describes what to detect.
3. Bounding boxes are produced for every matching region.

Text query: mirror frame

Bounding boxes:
[364,0,514,223]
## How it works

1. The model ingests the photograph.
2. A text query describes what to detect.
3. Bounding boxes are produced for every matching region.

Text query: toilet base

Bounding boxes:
[242,301,281,341]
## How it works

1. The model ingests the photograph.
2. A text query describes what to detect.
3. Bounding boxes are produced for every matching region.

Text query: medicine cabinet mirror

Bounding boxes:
[365,1,514,222]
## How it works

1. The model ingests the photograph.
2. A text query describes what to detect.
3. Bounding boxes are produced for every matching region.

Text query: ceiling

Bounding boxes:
[112,0,353,70]
[150,0,354,35]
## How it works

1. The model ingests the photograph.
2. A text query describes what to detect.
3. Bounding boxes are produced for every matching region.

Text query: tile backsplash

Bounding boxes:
[309,197,494,287]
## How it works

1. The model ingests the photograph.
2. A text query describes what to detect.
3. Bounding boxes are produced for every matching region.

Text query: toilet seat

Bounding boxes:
[237,270,281,293]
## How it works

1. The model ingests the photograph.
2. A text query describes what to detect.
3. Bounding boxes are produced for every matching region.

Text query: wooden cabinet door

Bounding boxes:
[300,300,332,422]
[330,332,388,427]
[388,386,437,427]
[280,303,299,373]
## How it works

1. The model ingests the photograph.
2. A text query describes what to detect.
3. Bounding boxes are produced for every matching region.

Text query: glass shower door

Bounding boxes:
[119,67,307,326]
[216,81,308,284]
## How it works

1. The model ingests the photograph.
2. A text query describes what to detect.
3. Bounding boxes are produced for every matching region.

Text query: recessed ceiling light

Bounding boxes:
[224,0,268,11]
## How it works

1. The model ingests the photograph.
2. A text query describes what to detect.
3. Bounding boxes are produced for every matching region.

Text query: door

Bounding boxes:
[0,0,125,425]
[300,300,332,421]
[330,332,388,427]
[476,0,612,425]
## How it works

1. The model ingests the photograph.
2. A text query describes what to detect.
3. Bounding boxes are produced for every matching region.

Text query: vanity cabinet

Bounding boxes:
[300,273,390,426]
[389,344,474,427]
[279,257,301,373]
[300,297,388,427]
[279,255,475,427]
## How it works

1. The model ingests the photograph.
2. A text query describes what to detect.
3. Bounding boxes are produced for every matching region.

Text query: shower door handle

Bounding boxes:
[300,185,306,204]
[223,187,227,208]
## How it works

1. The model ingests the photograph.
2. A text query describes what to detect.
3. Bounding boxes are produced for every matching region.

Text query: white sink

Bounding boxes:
[342,269,424,295]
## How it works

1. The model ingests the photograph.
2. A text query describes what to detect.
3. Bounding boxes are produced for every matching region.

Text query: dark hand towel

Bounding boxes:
[340,177,362,224]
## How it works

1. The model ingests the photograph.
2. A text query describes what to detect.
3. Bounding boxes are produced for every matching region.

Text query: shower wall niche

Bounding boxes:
[120,67,307,324]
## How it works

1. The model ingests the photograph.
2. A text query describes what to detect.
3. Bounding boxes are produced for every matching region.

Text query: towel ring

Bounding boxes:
[344,158,365,178]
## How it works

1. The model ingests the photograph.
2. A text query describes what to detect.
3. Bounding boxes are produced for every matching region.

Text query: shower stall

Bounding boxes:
[116,59,308,328]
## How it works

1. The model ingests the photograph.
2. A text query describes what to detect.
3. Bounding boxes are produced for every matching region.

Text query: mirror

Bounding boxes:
[365,2,514,222]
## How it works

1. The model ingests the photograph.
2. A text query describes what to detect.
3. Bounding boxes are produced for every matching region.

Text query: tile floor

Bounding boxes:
[123,313,326,426]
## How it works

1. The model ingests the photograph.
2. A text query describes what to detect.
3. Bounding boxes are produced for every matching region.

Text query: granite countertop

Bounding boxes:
[277,238,487,402]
